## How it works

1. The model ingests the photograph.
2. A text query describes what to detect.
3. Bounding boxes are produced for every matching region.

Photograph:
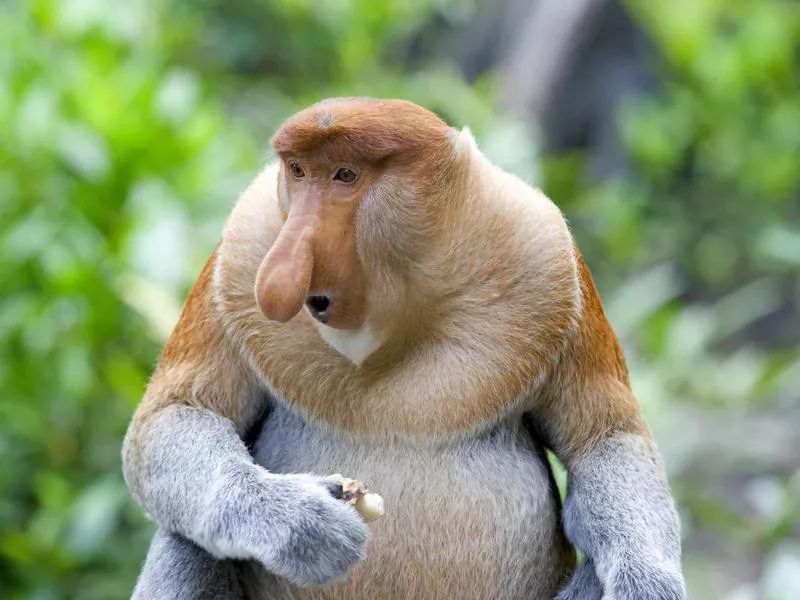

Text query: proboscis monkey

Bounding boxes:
[123,97,685,600]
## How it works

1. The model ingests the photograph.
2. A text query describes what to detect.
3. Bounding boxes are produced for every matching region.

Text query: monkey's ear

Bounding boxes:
[448,126,478,156]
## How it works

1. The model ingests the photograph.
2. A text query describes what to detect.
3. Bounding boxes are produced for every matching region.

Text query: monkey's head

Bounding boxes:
[255,97,469,342]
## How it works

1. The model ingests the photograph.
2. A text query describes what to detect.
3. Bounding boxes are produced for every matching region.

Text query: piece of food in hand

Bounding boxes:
[329,474,385,522]
[354,492,385,522]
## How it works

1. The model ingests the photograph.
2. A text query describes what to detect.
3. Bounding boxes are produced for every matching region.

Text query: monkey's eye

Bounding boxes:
[288,161,305,179]
[333,167,358,184]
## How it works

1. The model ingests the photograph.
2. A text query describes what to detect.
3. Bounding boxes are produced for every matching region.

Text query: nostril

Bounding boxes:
[306,295,332,318]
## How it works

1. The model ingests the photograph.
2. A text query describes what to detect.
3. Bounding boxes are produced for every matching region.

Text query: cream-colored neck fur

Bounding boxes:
[213,144,581,439]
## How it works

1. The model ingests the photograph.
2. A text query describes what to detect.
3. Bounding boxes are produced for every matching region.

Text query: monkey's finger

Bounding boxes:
[319,473,349,499]
[325,481,344,500]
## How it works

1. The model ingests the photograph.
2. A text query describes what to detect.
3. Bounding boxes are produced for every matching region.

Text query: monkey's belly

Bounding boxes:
[248,405,574,600]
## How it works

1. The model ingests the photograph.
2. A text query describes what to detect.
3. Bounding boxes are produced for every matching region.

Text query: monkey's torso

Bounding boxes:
[242,401,574,600]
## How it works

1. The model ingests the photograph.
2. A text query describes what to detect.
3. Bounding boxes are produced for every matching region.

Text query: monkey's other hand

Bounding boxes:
[555,559,685,600]
[604,560,686,600]
[205,467,370,588]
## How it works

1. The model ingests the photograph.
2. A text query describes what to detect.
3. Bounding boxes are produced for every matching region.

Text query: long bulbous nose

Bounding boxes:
[305,294,333,323]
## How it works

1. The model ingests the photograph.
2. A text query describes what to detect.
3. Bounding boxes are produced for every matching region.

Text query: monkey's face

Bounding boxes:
[254,98,457,335]
[254,153,373,330]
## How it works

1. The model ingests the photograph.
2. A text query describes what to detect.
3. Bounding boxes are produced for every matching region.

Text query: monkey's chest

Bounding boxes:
[249,405,573,600]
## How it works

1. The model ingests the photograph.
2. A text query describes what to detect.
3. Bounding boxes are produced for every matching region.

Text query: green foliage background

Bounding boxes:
[1,0,798,598]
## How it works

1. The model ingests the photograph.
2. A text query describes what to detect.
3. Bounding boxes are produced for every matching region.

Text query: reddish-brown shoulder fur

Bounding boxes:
[571,251,631,387]
[159,246,220,365]
[131,247,260,430]
[534,248,648,465]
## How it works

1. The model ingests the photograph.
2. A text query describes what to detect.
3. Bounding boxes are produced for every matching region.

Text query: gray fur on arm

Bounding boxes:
[122,404,370,588]
[553,559,603,600]
[556,434,686,600]
[543,251,686,599]
[131,528,245,600]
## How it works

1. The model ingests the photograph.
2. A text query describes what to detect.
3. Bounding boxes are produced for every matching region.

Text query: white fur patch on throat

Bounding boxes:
[313,321,385,366]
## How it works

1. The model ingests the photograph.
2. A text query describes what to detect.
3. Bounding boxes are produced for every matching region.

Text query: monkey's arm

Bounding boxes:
[534,256,686,600]
[122,251,368,588]
[131,529,246,600]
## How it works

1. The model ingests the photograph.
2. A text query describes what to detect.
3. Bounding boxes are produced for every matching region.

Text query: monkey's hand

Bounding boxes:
[207,468,371,587]
[555,553,684,600]
[602,560,686,600]
[555,558,683,600]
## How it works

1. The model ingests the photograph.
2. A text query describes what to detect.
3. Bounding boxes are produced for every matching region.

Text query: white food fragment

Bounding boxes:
[327,474,385,521]
[355,493,385,521]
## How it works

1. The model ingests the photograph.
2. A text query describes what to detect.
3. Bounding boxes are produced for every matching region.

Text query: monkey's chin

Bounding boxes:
[310,319,386,366]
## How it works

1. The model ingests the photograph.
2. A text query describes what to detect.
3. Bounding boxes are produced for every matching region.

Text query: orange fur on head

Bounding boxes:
[272,97,452,161]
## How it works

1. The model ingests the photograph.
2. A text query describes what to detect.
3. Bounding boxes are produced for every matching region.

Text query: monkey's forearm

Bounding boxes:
[558,434,686,600]
[122,404,370,586]
[122,248,371,586]
[122,404,272,558]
